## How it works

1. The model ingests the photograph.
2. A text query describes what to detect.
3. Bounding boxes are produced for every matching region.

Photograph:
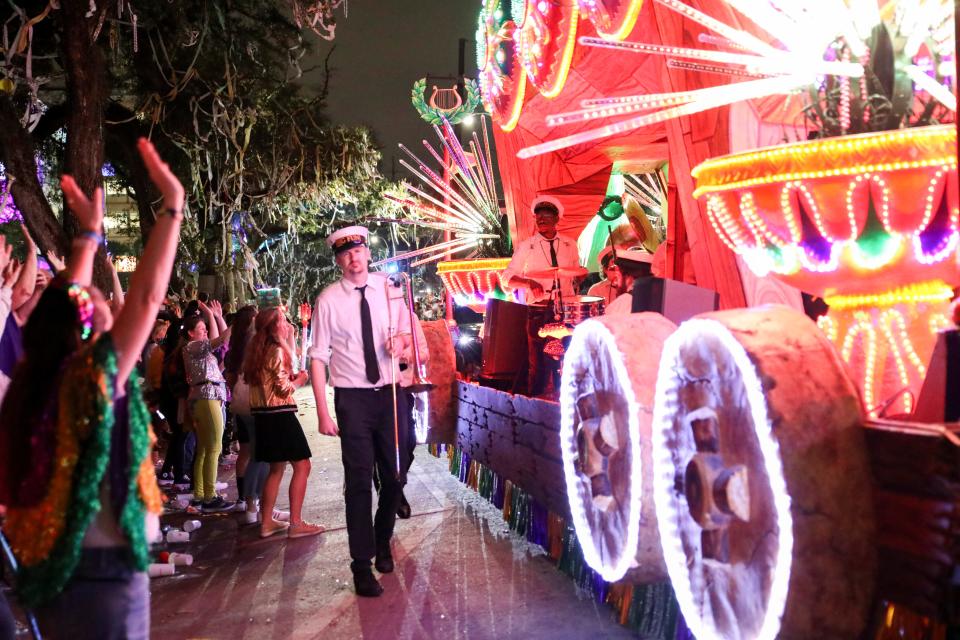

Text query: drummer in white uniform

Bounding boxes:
[604,246,654,316]
[502,195,583,396]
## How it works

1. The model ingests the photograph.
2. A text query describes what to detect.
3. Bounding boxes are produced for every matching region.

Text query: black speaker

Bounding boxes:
[913,329,960,423]
[630,277,720,324]
[481,298,529,378]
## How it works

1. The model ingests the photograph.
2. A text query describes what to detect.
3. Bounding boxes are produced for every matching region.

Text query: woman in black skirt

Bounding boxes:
[243,307,324,539]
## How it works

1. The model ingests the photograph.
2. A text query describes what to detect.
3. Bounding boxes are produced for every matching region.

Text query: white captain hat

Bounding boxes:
[326,225,368,254]
[614,246,654,264]
[614,246,654,277]
[531,195,564,218]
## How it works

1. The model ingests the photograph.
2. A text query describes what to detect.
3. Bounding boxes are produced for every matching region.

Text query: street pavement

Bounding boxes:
[150,388,632,640]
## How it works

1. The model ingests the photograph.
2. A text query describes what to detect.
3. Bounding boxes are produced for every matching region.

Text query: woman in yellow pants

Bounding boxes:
[183,300,233,512]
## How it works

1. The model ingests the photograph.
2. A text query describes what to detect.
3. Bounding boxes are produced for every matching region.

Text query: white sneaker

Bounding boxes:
[215,481,228,491]
[272,509,290,522]
[243,509,259,525]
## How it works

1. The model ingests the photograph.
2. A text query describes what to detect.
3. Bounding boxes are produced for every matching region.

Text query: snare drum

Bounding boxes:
[561,295,605,325]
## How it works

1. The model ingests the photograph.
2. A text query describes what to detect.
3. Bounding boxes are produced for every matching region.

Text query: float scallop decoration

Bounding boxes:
[693,125,959,417]
[436,258,519,313]
[576,0,644,41]
[515,0,579,98]
[478,1,527,131]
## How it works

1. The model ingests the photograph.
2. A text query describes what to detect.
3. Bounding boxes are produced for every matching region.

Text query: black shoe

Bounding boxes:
[201,496,235,513]
[374,548,394,574]
[396,494,411,519]
[353,570,384,597]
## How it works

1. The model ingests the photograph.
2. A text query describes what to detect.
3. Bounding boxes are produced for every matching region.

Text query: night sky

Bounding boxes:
[302,1,481,179]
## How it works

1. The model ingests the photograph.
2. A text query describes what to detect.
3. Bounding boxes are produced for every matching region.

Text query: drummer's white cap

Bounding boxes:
[598,244,632,267]
[531,195,564,218]
[615,246,654,265]
[615,247,654,279]
[326,225,368,254]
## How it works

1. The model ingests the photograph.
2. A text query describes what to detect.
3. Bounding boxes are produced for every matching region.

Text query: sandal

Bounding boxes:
[260,519,290,539]
[288,520,325,539]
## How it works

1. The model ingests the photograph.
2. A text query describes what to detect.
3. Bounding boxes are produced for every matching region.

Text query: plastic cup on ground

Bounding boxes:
[166,529,190,543]
[148,563,175,578]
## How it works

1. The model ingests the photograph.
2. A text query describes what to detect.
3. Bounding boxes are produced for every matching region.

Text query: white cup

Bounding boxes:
[148,563,175,577]
[166,530,190,543]
[166,552,193,566]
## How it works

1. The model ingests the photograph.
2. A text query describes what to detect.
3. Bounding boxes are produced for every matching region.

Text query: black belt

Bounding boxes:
[334,385,399,393]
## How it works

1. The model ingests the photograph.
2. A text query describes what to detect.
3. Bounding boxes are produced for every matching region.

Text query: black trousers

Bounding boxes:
[373,390,417,488]
[159,399,195,483]
[333,386,409,572]
[525,305,563,396]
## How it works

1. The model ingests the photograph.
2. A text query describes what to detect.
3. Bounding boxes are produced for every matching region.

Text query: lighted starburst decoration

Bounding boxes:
[373,116,506,268]
[518,0,956,158]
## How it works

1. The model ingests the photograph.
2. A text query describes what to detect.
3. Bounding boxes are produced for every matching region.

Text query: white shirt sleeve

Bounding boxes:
[501,239,530,285]
[307,294,331,363]
[0,287,12,337]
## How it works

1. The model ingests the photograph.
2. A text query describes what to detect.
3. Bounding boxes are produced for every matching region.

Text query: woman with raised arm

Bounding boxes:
[0,138,184,640]
[183,298,233,512]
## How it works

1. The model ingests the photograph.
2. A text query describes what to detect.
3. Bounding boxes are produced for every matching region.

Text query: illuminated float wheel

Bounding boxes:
[412,320,458,445]
[559,313,678,583]
[652,306,876,640]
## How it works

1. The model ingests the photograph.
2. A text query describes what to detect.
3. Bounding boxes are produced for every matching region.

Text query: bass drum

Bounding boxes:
[651,306,875,640]
[412,320,457,445]
[559,312,678,584]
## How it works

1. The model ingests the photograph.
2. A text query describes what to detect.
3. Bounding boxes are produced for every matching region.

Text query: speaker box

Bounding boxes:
[913,329,960,423]
[630,277,720,324]
[481,298,529,378]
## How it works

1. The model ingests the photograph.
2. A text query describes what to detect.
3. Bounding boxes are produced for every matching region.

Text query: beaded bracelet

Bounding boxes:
[75,230,103,246]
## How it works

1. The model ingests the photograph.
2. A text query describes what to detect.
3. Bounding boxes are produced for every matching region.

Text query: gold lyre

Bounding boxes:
[429,83,463,114]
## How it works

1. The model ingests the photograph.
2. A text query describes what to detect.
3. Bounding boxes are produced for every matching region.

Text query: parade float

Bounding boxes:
[390,0,958,638]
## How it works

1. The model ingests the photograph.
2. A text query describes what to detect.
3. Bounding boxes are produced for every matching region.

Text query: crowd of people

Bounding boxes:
[0,141,430,639]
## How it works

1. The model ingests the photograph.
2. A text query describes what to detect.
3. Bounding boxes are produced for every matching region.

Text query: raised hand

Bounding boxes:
[0,236,12,274]
[209,299,223,317]
[45,251,66,273]
[136,138,185,214]
[197,300,212,316]
[2,259,22,289]
[60,176,104,234]
[20,224,35,252]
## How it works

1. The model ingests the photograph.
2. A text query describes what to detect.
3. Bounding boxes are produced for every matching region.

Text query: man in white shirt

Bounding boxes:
[308,225,412,598]
[604,247,654,316]
[502,196,582,396]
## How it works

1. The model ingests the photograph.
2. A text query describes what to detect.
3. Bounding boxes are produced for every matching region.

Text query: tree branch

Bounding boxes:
[0,94,68,257]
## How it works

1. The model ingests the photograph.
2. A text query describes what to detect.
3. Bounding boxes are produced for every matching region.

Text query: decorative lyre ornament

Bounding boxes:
[387,272,435,394]
[410,77,481,125]
[429,83,463,114]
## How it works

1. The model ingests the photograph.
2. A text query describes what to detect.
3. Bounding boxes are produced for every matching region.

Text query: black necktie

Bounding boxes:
[357,286,380,384]
[549,240,558,267]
